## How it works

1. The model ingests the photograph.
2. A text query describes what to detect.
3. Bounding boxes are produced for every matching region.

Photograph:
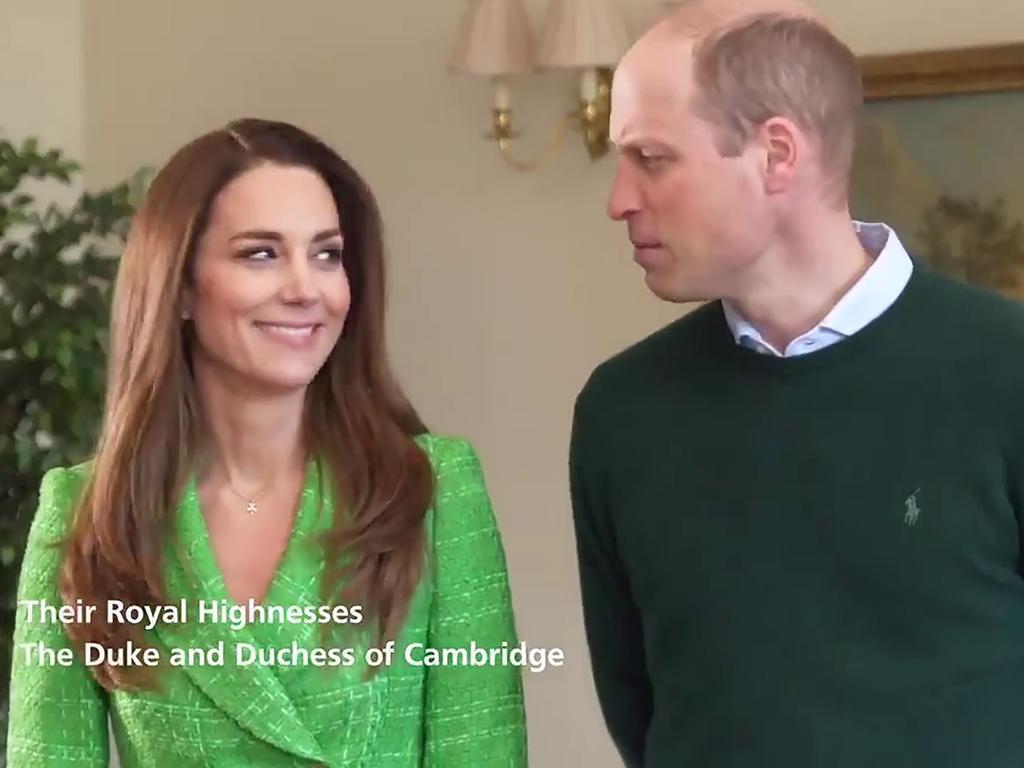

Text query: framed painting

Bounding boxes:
[850,43,1024,298]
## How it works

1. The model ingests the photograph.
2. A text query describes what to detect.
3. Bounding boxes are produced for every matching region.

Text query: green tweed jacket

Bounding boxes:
[7,435,528,767]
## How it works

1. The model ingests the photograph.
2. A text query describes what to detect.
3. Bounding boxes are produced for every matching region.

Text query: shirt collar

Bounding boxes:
[722,221,913,353]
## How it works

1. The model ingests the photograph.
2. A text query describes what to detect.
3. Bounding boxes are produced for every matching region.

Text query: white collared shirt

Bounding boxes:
[721,222,913,357]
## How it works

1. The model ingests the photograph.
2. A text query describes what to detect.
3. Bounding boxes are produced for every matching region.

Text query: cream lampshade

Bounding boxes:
[449,0,634,167]
[536,0,632,70]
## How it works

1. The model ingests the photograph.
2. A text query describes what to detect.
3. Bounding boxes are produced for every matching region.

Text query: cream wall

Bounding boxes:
[1,0,84,207]
[2,0,1021,765]
[815,0,1024,53]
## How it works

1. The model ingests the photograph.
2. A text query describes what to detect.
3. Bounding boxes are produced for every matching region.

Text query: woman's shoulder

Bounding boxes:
[413,432,496,527]
[18,462,93,580]
[31,461,93,530]
[41,460,92,500]
[414,432,481,468]
[414,432,491,492]
[414,435,509,584]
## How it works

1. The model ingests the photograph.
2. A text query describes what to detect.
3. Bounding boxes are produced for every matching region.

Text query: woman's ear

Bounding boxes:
[180,288,194,321]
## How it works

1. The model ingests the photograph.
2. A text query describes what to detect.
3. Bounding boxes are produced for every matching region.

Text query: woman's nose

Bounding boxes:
[280,257,318,304]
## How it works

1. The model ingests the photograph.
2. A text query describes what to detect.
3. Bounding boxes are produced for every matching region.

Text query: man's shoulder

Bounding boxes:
[920,268,1024,341]
[907,270,1024,415]
[577,301,722,406]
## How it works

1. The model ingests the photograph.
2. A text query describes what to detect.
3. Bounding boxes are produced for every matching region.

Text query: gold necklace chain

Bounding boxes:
[222,470,279,515]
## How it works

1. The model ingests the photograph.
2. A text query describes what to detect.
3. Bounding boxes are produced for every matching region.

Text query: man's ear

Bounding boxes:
[758,116,800,195]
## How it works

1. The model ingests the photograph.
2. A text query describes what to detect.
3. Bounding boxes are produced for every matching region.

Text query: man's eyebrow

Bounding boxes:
[616,138,678,153]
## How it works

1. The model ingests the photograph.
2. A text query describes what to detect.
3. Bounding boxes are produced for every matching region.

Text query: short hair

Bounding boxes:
[690,14,864,203]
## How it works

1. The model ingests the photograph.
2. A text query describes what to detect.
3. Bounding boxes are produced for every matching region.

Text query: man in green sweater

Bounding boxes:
[569,1,1024,767]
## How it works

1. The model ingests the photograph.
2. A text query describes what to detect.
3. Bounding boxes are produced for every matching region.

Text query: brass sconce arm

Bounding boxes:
[450,0,628,171]
[485,67,613,171]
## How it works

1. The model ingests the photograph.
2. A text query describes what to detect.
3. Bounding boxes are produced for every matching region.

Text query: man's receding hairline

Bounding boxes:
[618,1,831,98]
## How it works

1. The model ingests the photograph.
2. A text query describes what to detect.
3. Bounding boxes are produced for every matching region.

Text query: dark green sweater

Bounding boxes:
[570,264,1024,768]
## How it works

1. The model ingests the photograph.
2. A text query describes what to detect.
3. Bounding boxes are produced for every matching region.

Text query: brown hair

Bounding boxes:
[59,118,434,690]
[690,13,864,204]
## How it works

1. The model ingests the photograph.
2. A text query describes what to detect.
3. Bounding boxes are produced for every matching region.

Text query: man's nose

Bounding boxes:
[607,160,640,221]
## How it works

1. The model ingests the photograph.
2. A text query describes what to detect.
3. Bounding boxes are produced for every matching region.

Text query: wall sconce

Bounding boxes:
[450,0,632,171]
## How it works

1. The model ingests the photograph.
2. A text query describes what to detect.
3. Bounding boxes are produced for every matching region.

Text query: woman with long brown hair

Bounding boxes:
[7,118,527,766]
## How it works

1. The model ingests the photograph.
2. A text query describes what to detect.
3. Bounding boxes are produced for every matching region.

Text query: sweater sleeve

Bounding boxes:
[6,467,110,768]
[1009,369,1024,577]
[570,386,652,768]
[422,437,528,767]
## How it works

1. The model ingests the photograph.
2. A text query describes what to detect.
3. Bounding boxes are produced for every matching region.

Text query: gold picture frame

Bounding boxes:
[850,42,1024,297]
[860,43,1024,100]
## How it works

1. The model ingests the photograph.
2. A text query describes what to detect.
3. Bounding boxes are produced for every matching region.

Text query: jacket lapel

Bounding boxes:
[153,475,326,764]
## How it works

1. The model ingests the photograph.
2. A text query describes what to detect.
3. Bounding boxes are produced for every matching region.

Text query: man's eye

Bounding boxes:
[631,148,665,167]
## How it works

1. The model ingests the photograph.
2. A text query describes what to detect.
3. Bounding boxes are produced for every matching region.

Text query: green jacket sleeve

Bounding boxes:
[423,437,528,767]
[569,388,652,768]
[6,467,110,767]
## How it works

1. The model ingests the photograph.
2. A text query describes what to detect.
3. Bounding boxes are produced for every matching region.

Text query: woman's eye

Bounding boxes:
[313,247,343,263]
[241,247,275,261]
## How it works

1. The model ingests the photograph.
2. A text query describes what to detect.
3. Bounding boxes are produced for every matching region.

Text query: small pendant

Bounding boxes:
[246,500,257,515]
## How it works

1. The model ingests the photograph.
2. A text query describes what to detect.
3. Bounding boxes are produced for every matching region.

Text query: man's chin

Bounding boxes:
[643,271,706,304]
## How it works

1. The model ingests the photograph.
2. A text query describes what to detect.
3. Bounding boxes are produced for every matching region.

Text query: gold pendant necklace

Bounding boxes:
[224,472,277,516]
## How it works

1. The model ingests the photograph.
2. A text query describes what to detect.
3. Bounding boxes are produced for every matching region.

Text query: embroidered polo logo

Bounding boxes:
[904,489,922,526]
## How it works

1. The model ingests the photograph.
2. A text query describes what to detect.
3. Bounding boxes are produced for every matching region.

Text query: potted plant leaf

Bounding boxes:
[0,134,146,755]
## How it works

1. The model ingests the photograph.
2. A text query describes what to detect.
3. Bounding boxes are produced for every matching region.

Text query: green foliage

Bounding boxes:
[0,135,146,733]
[917,195,1024,292]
